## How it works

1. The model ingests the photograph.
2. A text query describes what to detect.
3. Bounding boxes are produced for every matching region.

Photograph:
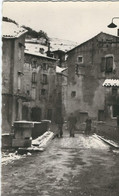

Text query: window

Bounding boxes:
[71,91,76,97]
[43,63,48,70]
[27,90,30,95]
[105,56,113,73]
[47,109,52,120]
[32,72,37,83]
[77,56,83,63]
[41,89,46,95]
[98,110,105,121]
[39,48,44,54]
[112,87,117,96]
[113,105,119,117]
[32,60,37,68]
[18,43,22,60]
[42,74,47,84]
[101,56,113,73]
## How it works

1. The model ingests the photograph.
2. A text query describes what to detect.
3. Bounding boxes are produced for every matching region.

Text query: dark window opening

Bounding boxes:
[27,90,30,95]
[77,56,83,63]
[32,72,37,83]
[113,105,119,117]
[32,60,37,68]
[41,89,46,95]
[39,48,44,54]
[43,63,48,70]
[31,107,42,122]
[71,91,76,97]
[112,87,117,96]
[100,56,114,73]
[105,56,113,73]
[47,109,52,120]
[98,110,105,121]
[42,74,47,84]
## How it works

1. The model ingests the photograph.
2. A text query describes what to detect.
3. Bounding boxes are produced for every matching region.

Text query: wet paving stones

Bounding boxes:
[2,134,119,196]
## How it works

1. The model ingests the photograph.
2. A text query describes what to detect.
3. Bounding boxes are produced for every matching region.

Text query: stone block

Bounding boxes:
[12,138,32,148]
[13,121,33,139]
[2,134,13,148]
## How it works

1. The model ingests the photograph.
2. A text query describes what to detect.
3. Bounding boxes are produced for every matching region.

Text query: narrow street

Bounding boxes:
[2,132,119,196]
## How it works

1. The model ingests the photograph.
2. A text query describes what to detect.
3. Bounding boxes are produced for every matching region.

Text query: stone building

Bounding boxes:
[66,32,119,124]
[53,50,66,68]
[102,79,119,125]
[55,66,68,121]
[23,50,57,122]
[2,21,27,133]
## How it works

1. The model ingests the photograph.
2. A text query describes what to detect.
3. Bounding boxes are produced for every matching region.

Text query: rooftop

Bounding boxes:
[56,66,67,73]
[67,32,119,54]
[2,21,27,39]
[25,42,48,53]
[25,50,57,61]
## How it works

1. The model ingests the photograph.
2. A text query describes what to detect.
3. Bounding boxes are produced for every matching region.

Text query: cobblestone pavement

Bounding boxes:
[2,133,119,196]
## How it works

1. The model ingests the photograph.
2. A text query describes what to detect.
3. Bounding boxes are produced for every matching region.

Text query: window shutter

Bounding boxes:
[100,57,106,72]
[106,56,113,73]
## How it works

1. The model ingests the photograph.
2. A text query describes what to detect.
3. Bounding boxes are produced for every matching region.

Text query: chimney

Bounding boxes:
[47,42,53,57]
[48,42,50,52]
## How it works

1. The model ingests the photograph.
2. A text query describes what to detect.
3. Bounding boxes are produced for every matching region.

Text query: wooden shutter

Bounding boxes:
[100,57,106,72]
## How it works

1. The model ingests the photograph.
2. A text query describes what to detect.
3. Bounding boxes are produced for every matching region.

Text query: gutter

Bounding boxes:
[94,134,119,149]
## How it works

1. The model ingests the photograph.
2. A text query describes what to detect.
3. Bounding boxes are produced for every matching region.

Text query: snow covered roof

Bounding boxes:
[25,43,48,53]
[103,79,119,87]
[56,66,67,73]
[25,50,57,61]
[2,21,27,39]
[50,37,78,52]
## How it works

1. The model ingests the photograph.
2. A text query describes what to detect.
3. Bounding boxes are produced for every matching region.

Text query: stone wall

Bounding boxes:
[66,32,119,122]
[2,34,26,133]
[24,53,57,122]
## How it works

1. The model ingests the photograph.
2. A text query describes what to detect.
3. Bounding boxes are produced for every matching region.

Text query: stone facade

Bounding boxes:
[53,50,66,68]
[23,52,57,122]
[66,32,119,124]
[55,68,68,121]
[2,22,27,133]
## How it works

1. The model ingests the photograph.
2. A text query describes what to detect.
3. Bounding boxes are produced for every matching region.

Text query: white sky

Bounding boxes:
[2,2,119,44]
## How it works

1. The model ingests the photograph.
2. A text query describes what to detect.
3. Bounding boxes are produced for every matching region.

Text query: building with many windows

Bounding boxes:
[23,50,57,122]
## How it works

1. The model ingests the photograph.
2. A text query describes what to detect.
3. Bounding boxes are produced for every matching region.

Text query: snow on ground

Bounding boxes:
[32,131,54,148]
[2,131,54,165]
[2,152,26,165]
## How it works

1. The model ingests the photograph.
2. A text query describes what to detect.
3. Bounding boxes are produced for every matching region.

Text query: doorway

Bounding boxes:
[31,107,42,121]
